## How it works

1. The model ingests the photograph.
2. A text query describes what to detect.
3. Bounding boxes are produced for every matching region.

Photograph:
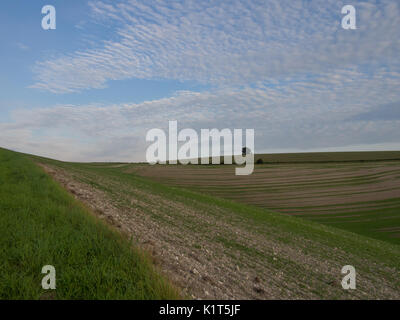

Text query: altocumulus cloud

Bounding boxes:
[2,0,400,161]
[4,68,400,162]
[30,0,400,93]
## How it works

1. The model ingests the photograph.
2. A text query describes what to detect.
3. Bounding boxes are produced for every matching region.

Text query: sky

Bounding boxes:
[1,0,400,162]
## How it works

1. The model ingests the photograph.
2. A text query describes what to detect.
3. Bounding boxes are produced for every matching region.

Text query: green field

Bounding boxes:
[203,151,400,165]
[2,148,400,299]
[0,148,179,299]
[19,150,400,299]
[254,151,400,163]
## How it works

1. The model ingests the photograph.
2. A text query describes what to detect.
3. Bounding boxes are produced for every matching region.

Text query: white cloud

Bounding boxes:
[30,0,400,93]
[3,0,399,161]
[4,68,400,161]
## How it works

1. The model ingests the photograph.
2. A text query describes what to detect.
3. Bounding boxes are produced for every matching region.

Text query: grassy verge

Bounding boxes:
[0,148,179,299]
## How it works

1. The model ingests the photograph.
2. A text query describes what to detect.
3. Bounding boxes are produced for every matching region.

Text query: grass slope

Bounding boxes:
[29,155,400,299]
[0,148,178,299]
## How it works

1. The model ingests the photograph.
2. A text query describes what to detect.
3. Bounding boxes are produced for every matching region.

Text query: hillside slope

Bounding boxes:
[30,154,400,299]
[0,148,178,299]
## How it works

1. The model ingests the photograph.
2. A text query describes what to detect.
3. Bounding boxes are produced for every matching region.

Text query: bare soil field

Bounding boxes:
[131,161,400,244]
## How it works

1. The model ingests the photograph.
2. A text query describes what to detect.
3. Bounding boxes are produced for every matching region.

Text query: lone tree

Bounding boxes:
[242,147,251,156]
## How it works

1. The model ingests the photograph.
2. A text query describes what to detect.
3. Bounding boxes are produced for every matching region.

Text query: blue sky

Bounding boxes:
[1,0,400,161]
[0,1,208,111]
